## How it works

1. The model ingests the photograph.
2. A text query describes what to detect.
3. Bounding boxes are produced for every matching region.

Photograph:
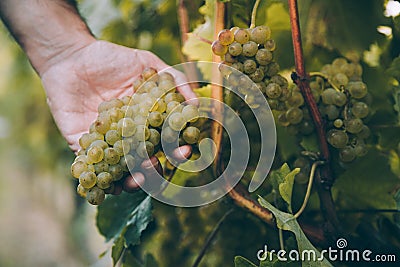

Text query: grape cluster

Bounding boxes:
[71,68,200,205]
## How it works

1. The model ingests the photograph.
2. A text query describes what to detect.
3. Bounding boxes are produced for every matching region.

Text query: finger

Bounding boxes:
[123,172,145,193]
[171,145,192,164]
[140,156,163,175]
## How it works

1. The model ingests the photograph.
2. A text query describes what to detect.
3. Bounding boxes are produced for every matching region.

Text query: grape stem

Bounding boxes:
[309,72,341,92]
[288,0,339,232]
[250,0,262,28]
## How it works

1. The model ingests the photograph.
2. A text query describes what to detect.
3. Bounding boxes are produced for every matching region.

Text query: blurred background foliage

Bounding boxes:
[0,0,400,266]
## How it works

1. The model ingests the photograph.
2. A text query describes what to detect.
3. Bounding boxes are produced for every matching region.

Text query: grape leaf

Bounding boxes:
[270,163,300,212]
[258,197,333,267]
[235,256,258,267]
[259,252,297,267]
[97,192,153,263]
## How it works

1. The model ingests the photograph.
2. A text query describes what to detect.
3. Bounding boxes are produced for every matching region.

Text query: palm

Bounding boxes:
[41,40,194,152]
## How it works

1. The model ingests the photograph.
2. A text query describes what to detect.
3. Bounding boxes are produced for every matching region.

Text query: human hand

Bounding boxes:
[41,40,196,193]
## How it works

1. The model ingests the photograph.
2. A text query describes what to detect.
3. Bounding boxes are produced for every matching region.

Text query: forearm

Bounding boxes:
[0,0,95,76]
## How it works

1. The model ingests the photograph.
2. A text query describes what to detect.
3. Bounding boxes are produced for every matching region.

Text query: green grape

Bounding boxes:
[109,164,123,181]
[86,186,105,205]
[132,78,144,92]
[324,104,339,120]
[334,119,344,128]
[340,63,356,77]
[87,164,95,173]
[242,41,258,57]
[104,147,121,165]
[105,129,121,145]
[249,68,264,82]
[211,40,228,56]
[166,101,183,114]
[245,94,261,109]
[265,62,280,76]
[255,82,267,94]
[141,81,158,93]
[286,107,303,124]
[255,49,273,65]
[76,184,88,198]
[321,88,337,105]
[264,39,276,51]
[134,125,150,141]
[119,154,136,172]
[224,53,237,63]
[277,113,290,126]
[159,72,175,82]
[345,118,364,134]
[231,62,244,73]
[250,25,271,44]
[327,129,348,149]
[354,141,368,157]
[121,96,132,106]
[162,126,178,143]
[270,75,288,88]
[265,83,282,99]
[182,105,199,123]
[311,89,321,103]
[299,120,314,135]
[219,62,233,77]
[79,133,94,149]
[279,87,291,101]
[158,80,176,92]
[164,92,184,103]
[243,59,257,74]
[108,107,124,123]
[117,118,136,137]
[94,113,112,134]
[168,113,187,131]
[86,145,104,164]
[74,155,87,163]
[348,81,368,99]
[332,73,349,86]
[137,141,155,158]
[113,140,130,156]
[333,91,347,107]
[148,111,164,127]
[109,122,118,130]
[357,125,371,139]
[94,161,109,174]
[332,58,348,68]
[218,29,235,45]
[79,171,97,189]
[89,140,108,150]
[148,129,161,146]
[133,115,147,126]
[96,172,113,189]
[71,161,88,178]
[150,86,164,98]
[351,101,369,118]
[340,146,356,162]
[98,99,124,113]
[183,126,200,144]
[228,42,243,56]
[234,28,250,44]
[156,99,167,113]
[267,99,279,109]
[286,91,304,107]
[142,67,158,81]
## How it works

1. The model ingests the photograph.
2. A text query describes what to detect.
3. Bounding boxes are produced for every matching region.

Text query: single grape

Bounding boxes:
[96,172,113,189]
[354,141,368,157]
[182,126,200,144]
[142,67,158,81]
[286,107,303,124]
[321,88,337,105]
[265,62,280,76]
[158,80,176,92]
[156,99,167,113]
[340,146,356,162]
[234,28,250,44]
[242,41,258,57]
[250,25,271,44]
[148,111,164,127]
[270,75,289,88]
[333,91,347,107]
[161,126,178,143]
[77,184,88,198]
[332,73,349,87]
[299,120,314,135]
[231,62,244,73]
[286,91,304,107]
[105,129,121,145]
[182,105,199,123]
[79,171,97,189]
[86,145,104,164]
[265,83,282,99]
[94,161,109,174]
[94,113,112,135]
[109,164,123,181]
[89,140,108,150]
[134,125,150,141]
[332,58,348,68]
[211,40,228,56]
[323,105,340,120]
[79,133,93,150]
[119,154,136,171]
[348,81,368,99]
[148,128,161,146]
[333,119,344,128]
[264,39,276,51]
[113,140,130,156]
[218,29,235,45]
[71,161,88,178]
[228,42,242,56]
[74,155,87,163]
[243,59,257,74]
[255,49,273,65]
[166,101,183,114]
[168,113,187,131]
[357,125,371,139]
[345,118,364,134]
[98,99,124,113]
[136,141,155,158]
[277,113,290,127]
[249,68,264,83]
[224,53,237,63]
[108,108,124,123]
[104,147,121,165]
[327,129,348,149]
[351,101,369,118]
[86,186,105,205]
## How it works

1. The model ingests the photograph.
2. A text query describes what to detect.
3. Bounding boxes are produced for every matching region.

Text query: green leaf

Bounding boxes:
[389,150,400,177]
[235,256,258,267]
[333,148,399,210]
[97,192,153,263]
[270,163,300,212]
[300,135,319,153]
[387,56,400,81]
[259,252,298,267]
[258,197,333,267]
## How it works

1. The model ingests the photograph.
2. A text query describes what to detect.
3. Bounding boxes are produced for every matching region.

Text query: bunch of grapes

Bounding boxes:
[70,68,201,205]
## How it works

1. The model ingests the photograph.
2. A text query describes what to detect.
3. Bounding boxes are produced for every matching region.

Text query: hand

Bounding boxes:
[41,40,196,193]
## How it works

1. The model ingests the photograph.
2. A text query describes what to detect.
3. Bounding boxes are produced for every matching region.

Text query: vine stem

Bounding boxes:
[288,0,339,232]
[250,0,262,28]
